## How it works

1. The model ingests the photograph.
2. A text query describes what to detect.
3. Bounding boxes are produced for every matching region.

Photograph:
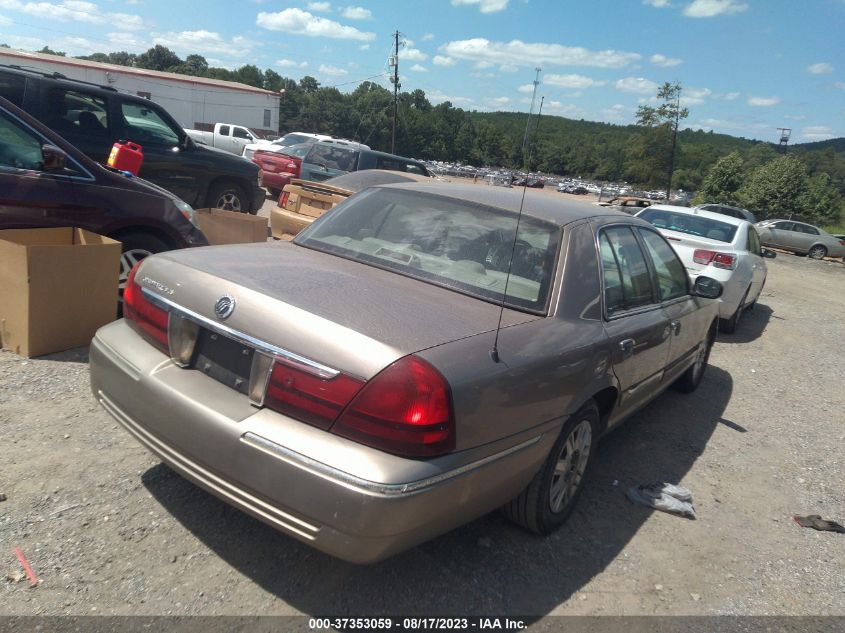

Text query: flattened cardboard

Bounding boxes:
[0,228,121,358]
[195,208,269,245]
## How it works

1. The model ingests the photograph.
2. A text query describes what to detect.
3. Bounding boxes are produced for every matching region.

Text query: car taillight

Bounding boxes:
[278,191,290,207]
[331,356,454,458]
[264,359,365,430]
[693,249,736,270]
[282,161,298,174]
[839,240,845,247]
[123,262,169,355]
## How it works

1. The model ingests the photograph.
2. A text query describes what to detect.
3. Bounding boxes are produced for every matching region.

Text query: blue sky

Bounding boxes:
[1,0,843,143]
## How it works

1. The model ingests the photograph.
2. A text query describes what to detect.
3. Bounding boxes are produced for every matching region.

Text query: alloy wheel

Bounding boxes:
[809,246,826,260]
[549,419,593,513]
[216,191,242,212]
[119,248,152,291]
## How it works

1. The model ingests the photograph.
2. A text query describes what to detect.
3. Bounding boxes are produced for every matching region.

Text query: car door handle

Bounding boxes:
[619,338,635,358]
[670,320,682,335]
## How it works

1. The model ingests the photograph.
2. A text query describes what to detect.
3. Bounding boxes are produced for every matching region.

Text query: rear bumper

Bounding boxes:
[270,206,313,239]
[89,320,552,563]
[259,172,292,192]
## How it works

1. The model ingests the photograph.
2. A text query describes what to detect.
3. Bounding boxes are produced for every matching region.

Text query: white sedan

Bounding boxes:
[635,204,775,333]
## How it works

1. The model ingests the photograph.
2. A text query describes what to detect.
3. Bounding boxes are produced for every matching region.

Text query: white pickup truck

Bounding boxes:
[185,123,266,156]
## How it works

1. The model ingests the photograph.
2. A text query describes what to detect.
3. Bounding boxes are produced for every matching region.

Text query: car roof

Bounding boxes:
[326,169,432,191]
[374,181,639,227]
[647,203,749,227]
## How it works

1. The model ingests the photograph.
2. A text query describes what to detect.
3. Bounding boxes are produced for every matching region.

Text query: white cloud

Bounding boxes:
[359,43,370,50]
[544,101,585,117]
[277,59,308,69]
[307,1,331,11]
[643,0,671,7]
[257,8,375,41]
[0,13,12,25]
[499,64,518,72]
[450,0,509,14]
[544,73,606,89]
[474,60,494,69]
[319,63,348,76]
[410,64,428,72]
[422,32,434,41]
[783,114,806,121]
[399,46,428,61]
[695,117,770,132]
[341,6,372,20]
[441,38,640,69]
[615,77,659,94]
[801,125,834,141]
[432,55,456,66]
[602,104,631,122]
[748,95,780,106]
[807,62,833,75]
[517,84,535,93]
[683,0,748,18]
[650,53,682,67]
[488,96,510,107]
[682,86,712,105]
[426,90,473,105]
[835,82,845,90]
[719,91,740,100]
[152,30,253,57]
[0,0,144,30]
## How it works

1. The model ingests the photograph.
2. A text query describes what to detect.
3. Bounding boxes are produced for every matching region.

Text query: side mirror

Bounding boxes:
[761,249,777,259]
[41,144,67,172]
[693,276,723,299]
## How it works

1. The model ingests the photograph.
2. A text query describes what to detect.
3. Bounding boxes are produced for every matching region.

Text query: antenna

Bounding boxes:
[491,87,543,364]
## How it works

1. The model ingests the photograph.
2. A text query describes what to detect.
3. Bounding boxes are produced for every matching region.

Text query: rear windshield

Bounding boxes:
[281,143,313,158]
[295,188,562,313]
[639,208,738,244]
[280,133,314,146]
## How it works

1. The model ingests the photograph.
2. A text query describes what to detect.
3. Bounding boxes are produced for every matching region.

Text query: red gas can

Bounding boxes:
[107,141,144,175]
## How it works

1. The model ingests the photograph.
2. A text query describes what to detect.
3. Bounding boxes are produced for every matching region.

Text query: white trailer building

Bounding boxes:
[0,48,281,135]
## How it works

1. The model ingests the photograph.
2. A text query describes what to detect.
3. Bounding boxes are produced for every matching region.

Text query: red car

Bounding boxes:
[251,143,310,197]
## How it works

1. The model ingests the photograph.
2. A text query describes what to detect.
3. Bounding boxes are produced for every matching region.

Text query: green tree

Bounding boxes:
[169,54,208,76]
[298,76,320,94]
[263,69,283,92]
[38,45,66,56]
[800,173,843,226]
[233,64,263,88]
[695,151,745,204]
[739,155,808,220]
[136,45,181,71]
[634,81,689,195]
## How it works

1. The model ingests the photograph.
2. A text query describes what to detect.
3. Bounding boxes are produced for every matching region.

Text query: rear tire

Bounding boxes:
[502,401,599,534]
[808,244,827,260]
[673,322,716,393]
[207,181,248,213]
[720,286,750,334]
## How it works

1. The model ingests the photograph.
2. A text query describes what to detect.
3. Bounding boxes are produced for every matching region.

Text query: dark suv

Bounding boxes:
[0,95,208,288]
[0,65,264,213]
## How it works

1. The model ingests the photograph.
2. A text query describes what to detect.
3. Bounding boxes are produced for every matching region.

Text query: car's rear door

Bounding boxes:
[635,226,707,385]
[598,225,672,422]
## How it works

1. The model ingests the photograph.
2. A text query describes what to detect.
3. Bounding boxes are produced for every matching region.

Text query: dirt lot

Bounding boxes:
[1,218,843,617]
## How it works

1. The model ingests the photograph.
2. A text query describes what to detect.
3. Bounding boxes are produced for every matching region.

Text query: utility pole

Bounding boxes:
[665,87,681,200]
[389,30,401,154]
[521,67,541,168]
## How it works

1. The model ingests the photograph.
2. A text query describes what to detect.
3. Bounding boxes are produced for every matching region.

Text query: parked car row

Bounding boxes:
[0,64,265,215]
[251,140,430,197]
[0,95,207,288]
[242,131,368,161]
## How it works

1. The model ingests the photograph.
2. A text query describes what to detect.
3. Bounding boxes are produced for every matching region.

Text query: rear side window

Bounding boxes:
[0,71,26,107]
[794,223,819,235]
[218,124,230,136]
[376,157,408,172]
[637,229,688,302]
[600,226,655,313]
[638,208,738,243]
[308,145,357,171]
[773,221,794,231]
[44,88,110,139]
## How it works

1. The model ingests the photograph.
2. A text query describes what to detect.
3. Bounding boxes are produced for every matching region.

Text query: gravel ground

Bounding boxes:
[1,228,843,617]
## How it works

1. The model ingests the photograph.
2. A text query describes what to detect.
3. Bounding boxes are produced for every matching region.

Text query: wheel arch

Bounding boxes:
[107,224,180,250]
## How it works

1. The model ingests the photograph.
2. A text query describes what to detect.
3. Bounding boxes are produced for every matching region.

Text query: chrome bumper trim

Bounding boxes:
[98,390,320,539]
[241,431,543,497]
[141,287,340,379]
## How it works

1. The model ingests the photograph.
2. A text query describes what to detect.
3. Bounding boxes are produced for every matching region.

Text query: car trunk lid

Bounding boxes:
[136,241,539,381]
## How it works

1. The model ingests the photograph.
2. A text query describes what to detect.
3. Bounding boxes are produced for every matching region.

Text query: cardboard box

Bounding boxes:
[195,208,269,245]
[0,228,121,358]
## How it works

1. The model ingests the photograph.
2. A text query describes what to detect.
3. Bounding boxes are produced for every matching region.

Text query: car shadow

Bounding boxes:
[718,302,773,345]
[141,366,732,617]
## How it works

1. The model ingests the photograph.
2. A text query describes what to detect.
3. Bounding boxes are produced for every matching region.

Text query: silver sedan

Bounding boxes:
[90,183,722,563]
[756,219,845,259]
